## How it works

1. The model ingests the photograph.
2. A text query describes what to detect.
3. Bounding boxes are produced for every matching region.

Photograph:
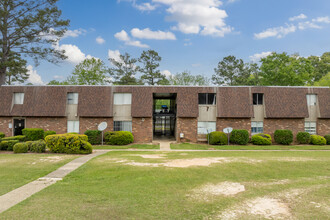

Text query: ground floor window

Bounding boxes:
[305,121,316,134]
[67,121,79,133]
[197,121,216,134]
[114,121,132,132]
[251,121,263,134]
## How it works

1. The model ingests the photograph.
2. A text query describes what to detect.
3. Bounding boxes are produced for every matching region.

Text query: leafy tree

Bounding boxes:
[169,71,209,86]
[0,0,70,85]
[313,73,330,86]
[308,52,330,84]
[246,63,261,86]
[47,80,69,85]
[259,52,313,86]
[109,53,141,85]
[138,50,166,85]
[212,55,250,85]
[66,58,110,85]
[5,52,28,84]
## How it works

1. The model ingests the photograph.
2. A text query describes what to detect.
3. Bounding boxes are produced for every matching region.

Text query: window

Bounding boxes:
[253,93,263,105]
[67,121,79,133]
[14,93,24,104]
[305,121,316,134]
[197,122,216,134]
[67,93,78,104]
[306,94,317,106]
[251,121,263,134]
[114,93,132,105]
[198,93,216,105]
[114,121,132,132]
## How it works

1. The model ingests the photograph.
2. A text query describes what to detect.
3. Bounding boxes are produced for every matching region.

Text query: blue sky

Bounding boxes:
[27,0,330,85]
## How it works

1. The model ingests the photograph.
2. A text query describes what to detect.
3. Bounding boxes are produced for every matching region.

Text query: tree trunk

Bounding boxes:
[0,67,6,85]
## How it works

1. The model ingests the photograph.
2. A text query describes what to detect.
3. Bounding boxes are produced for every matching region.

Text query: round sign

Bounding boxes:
[223,127,233,134]
[98,122,108,131]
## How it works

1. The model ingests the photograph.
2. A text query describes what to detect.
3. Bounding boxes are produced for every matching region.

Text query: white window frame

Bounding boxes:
[251,121,263,135]
[113,121,132,132]
[13,93,24,104]
[67,121,79,133]
[114,93,132,105]
[67,93,78,104]
[306,94,317,106]
[305,121,316,134]
[197,122,216,134]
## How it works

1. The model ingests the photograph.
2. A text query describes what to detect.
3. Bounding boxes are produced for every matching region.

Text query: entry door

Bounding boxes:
[13,119,25,136]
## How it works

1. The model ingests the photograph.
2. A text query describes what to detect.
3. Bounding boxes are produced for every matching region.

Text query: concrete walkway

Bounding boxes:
[0,150,109,214]
[157,141,172,151]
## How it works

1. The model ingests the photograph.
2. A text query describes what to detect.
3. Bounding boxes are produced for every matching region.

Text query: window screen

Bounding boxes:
[114,93,132,105]
[305,121,316,134]
[197,122,216,134]
[253,93,263,105]
[198,93,216,105]
[14,93,24,104]
[67,121,79,133]
[251,121,263,134]
[114,121,132,132]
[67,93,78,104]
[306,94,317,106]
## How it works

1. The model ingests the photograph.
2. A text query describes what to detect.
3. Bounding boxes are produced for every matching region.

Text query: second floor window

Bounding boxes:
[253,93,263,105]
[14,93,24,104]
[306,94,317,106]
[114,93,132,105]
[198,93,216,105]
[67,93,78,104]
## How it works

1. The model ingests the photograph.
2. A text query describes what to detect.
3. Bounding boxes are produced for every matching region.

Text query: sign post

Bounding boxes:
[98,122,108,145]
[223,127,233,145]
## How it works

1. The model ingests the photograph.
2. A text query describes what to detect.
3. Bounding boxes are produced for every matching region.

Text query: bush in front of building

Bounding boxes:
[208,131,227,145]
[296,132,311,144]
[44,130,56,139]
[274,129,293,145]
[230,129,249,145]
[324,134,330,145]
[1,135,26,142]
[0,132,5,138]
[251,133,272,145]
[45,134,92,154]
[84,130,102,145]
[29,140,47,153]
[0,140,19,151]
[13,143,28,153]
[22,128,45,141]
[104,131,134,145]
[310,135,326,145]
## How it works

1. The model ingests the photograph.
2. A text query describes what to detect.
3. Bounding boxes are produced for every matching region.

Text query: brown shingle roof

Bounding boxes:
[313,88,330,118]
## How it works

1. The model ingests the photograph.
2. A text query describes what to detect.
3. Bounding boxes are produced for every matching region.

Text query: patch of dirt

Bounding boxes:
[124,162,161,167]
[270,157,317,162]
[179,153,189,156]
[163,158,223,167]
[39,156,65,162]
[129,154,167,159]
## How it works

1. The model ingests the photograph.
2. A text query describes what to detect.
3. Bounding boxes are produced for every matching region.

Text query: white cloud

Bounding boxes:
[289,13,307,21]
[131,28,176,40]
[152,0,233,37]
[114,30,149,48]
[53,75,64,80]
[62,28,87,38]
[54,43,93,64]
[254,24,296,39]
[96,36,106,44]
[249,51,272,62]
[108,49,122,64]
[191,63,201,67]
[134,2,157,11]
[312,16,330,23]
[27,65,44,85]
[161,70,172,78]
[298,21,322,30]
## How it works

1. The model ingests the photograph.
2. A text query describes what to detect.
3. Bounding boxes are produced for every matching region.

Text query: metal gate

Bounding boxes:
[153,116,176,136]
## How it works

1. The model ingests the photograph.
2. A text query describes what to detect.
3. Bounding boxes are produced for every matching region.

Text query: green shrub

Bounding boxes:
[22,128,44,141]
[13,143,28,153]
[324,134,330,145]
[104,131,134,145]
[0,132,5,138]
[0,140,19,151]
[230,129,249,145]
[208,131,227,145]
[274,129,293,145]
[30,140,46,153]
[251,133,272,145]
[84,130,102,145]
[45,134,91,154]
[296,132,311,144]
[44,130,56,138]
[310,135,326,145]
[1,135,26,142]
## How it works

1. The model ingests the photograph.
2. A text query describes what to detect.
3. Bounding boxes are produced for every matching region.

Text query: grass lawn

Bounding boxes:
[1,151,329,219]
[0,153,79,196]
[171,143,330,150]
[93,144,159,150]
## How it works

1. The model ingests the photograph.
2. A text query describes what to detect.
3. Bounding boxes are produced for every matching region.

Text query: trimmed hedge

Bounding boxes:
[45,134,92,154]
[104,131,134,145]
[44,130,56,138]
[208,131,227,145]
[0,140,19,151]
[296,132,311,144]
[1,135,26,142]
[251,133,272,145]
[310,135,326,145]
[84,130,102,145]
[0,132,5,138]
[22,128,44,141]
[230,129,249,145]
[30,140,46,153]
[274,129,293,145]
[13,143,28,153]
[324,134,330,145]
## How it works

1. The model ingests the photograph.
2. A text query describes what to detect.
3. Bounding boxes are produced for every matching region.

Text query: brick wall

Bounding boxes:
[318,119,330,136]
[176,117,197,142]
[217,118,251,133]
[80,117,113,134]
[0,117,13,137]
[132,117,152,143]
[26,117,67,134]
